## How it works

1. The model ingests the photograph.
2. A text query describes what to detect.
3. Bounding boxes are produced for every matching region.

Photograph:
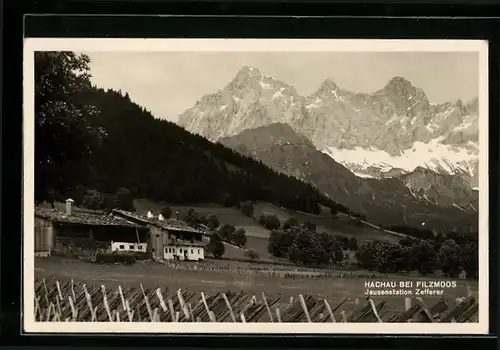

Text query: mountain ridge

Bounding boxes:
[219,122,478,232]
[178,66,479,187]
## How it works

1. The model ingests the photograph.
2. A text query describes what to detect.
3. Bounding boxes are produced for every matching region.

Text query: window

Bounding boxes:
[138,245,142,250]
[191,249,194,254]
[198,249,200,254]
[129,245,134,250]
[119,245,125,249]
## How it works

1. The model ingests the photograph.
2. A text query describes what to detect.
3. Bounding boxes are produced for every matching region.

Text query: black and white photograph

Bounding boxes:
[23,39,489,334]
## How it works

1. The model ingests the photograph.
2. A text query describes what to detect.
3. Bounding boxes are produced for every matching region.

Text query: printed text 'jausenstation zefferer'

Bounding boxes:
[364,280,458,296]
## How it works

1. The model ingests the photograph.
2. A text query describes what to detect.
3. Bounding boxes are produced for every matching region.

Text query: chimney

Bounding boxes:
[65,198,75,216]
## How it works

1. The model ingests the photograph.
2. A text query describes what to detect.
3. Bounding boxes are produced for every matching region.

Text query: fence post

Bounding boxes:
[70,279,77,303]
[222,293,237,322]
[405,297,412,311]
[298,294,312,323]
[140,283,154,321]
[368,299,383,323]
[101,285,113,322]
[323,299,336,323]
[177,289,190,320]
[262,292,274,322]
[118,285,127,311]
[155,288,168,313]
[275,308,282,323]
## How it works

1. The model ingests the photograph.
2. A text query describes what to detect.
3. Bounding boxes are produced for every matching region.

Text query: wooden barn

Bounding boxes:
[112,209,206,261]
[34,199,149,258]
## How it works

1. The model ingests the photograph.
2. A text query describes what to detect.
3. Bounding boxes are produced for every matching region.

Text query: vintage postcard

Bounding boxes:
[23,38,489,334]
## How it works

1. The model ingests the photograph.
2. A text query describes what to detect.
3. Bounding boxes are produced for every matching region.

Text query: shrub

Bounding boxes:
[347,237,358,251]
[82,189,104,210]
[207,214,220,230]
[101,193,118,213]
[115,187,135,211]
[183,208,208,226]
[283,217,299,230]
[262,214,281,230]
[334,235,349,250]
[219,224,236,242]
[438,239,462,277]
[240,201,254,217]
[287,229,325,266]
[268,226,338,267]
[356,241,414,273]
[258,215,266,226]
[233,228,247,247]
[268,230,284,257]
[410,240,438,275]
[207,233,225,258]
[355,242,378,271]
[244,248,260,261]
[461,241,478,279]
[161,205,173,219]
[303,221,316,231]
[399,236,416,247]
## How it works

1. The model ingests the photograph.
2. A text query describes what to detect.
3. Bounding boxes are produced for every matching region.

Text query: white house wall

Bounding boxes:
[163,245,204,261]
[111,241,148,253]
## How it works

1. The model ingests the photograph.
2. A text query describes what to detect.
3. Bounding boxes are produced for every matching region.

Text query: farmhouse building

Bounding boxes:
[112,209,206,261]
[34,199,149,257]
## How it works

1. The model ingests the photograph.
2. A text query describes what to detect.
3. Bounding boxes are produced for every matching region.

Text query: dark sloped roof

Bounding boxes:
[112,209,204,234]
[35,208,144,228]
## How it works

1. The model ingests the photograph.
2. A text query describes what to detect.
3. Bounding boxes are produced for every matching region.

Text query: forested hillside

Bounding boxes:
[79,88,343,213]
[34,51,346,215]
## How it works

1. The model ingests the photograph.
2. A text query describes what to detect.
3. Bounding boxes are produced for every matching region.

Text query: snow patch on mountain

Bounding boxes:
[260,81,273,89]
[323,137,478,179]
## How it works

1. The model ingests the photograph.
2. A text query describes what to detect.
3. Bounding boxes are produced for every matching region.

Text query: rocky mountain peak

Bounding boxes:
[319,78,339,92]
[236,66,262,79]
[374,76,430,115]
[413,166,432,174]
[179,68,478,189]
[388,75,411,85]
[311,78,348,101]
[381,76,420,99]
[228,66,264,90]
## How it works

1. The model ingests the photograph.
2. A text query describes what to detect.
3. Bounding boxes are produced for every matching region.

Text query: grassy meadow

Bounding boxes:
[133,198,403,262]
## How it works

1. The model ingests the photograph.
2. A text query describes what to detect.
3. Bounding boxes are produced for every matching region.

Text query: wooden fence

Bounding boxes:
[34,278,479,323]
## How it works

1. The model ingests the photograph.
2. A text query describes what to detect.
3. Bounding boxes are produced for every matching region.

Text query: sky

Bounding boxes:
[87,51,479,123]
